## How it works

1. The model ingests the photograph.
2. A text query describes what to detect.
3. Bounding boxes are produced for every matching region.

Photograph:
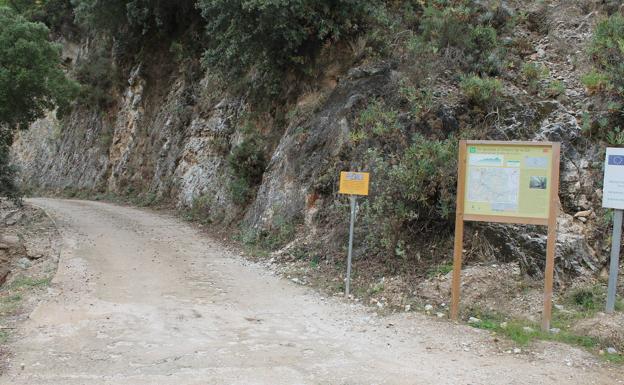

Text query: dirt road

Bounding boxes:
[2,198,621,384]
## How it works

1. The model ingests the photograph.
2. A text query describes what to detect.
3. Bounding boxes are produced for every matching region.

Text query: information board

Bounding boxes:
[463,142,558,225]
[452,140,561,331]
[603,147,624,210]
[339,172,370,196]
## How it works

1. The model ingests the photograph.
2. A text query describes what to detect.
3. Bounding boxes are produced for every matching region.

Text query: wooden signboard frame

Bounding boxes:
[450,140,561,331]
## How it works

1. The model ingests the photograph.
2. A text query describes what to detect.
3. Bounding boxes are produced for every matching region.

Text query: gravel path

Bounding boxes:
[2,198,621,384]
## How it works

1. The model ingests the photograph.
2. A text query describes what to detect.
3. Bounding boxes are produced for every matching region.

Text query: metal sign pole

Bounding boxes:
[345,195,356,297]
[606,209,623,313]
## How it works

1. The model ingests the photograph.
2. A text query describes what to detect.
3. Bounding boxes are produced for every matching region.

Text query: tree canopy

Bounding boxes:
[197,0,376,81]
[0,5,78,200]
[0,6,78,130]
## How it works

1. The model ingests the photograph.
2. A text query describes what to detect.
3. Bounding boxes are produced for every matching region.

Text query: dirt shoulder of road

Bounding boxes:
[0,200,61,372]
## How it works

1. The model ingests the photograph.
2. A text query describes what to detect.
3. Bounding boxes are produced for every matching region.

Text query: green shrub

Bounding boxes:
[352,3,396,60]
[169,41,185,63]
[398,81,434,118]
[227,132,267,205]
[546,80,565,98]
[72,0,197,36]
[417,1,504,75]
[571,288,599,311]
[240,214,296,253]
[74,44,119,108]
[588,14,624,93]
[228,135,266,186]
[0,6,78,129]
[0,129,21,204]
[71,0,200,62]
[582,14,624,140]
[357,99,400,138]
[100,131,112,148]
[349,130,368,144]
[0,6,78,202]
[521,62,549,82]
[468,25,501,74]
[363,135,457,255]
[521,62,549,94]
[460,75,502,108]
[606,126,624,145]
[387,136,457,219]
[183,193,226,225]
[581,70,610,94]
[197,0,378,90]
[229,177,252,206]
[419,3,473,49]
[3,0,75,32]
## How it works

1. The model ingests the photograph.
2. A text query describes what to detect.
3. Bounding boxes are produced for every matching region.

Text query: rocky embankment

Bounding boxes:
[0,200,61,369]
[0,202,60,285]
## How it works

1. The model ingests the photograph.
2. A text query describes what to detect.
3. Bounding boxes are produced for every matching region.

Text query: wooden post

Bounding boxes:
[541,143,561,331]
[451,141,468,321]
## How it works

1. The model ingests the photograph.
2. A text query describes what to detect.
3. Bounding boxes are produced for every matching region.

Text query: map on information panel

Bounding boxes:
[464,143,554,219]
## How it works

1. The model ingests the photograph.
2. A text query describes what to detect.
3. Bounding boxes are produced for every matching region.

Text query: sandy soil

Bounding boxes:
[1,198,621,385]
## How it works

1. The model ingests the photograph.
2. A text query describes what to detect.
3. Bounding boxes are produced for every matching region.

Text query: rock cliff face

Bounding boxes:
[13,40,248,223]
[12,40,397,232]
[10,1,616,285]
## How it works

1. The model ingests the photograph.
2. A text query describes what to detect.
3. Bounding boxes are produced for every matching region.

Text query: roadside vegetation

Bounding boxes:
[582,13,624,144]
[467,284,624,362]
[0,3,78,202]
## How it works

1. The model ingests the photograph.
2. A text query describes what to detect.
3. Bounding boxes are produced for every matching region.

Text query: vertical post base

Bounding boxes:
[542,219,558,332]
[450,140,467,321]
[607,209,623,313]
[450,215,465,321]
[345,196,356,297]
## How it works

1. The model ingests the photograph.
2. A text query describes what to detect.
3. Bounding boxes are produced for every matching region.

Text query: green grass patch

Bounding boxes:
[0,274,54,343]
[426,263,453,278]
[0,294,23,316]
[357,99,400,138]
[468,310,600,349]
[309,255,320,269]
[581,70,610,94]
[0,330,9,344]
[460,75,502,109]
[238,215,297,255]
[605,353,624,364]
[562,285,624,317]
[8,276,51,290]
[369,281,385,295]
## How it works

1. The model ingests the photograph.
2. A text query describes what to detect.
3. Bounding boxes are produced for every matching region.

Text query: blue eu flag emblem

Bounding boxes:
[609,155,624,166]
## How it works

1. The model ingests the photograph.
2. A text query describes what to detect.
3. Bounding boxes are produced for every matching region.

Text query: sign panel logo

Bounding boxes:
[608,155,624,166]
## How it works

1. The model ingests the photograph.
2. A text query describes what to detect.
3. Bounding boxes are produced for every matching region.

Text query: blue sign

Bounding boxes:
[608,155,624,166]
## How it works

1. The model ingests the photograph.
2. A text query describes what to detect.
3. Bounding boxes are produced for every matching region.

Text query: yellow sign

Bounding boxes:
[339,172,370,196]
[462,142,556,221]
